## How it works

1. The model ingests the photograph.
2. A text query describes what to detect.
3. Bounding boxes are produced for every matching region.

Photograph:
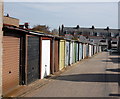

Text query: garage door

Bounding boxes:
[65,41,70,66]
[59,40,65,70]
[79,43,83,60]
[41,40,50,79]
[70,42,73,64]
[54,40,59,72]
[27,36,40,84]
[3,35,20,95]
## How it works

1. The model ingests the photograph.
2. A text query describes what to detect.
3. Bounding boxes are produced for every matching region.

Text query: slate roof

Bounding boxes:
[61,26,120,36]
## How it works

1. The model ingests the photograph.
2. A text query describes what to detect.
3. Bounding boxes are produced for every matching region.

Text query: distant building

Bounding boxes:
[111,38,118,49]
[59,25,120,50]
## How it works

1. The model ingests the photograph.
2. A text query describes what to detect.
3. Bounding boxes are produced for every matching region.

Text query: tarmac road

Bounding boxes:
[24,52,120,97]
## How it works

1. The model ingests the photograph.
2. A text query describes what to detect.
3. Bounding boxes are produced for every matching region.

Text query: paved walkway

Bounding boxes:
[24,52,120,97]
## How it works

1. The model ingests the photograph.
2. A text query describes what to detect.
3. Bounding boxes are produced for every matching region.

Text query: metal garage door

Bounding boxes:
[41,40,50,79]
[72,42,75,63]
[79,43,83,60]
[76,43,79,62]
[70,42,73,64]
[89,45,92,57]
[86,44,89,57]
[27,36,40,84]
[54,40,59,72]
[59,40,65,70]
[3,34,20,95]
[65,41,70,66]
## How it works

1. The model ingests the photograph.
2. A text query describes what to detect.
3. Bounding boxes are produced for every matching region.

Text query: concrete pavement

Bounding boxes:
[24,52,120,97]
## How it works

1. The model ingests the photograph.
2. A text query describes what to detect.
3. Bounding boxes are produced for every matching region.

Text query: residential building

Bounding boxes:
[59,25,120,51]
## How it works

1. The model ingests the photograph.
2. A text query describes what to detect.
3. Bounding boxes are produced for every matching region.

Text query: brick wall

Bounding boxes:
[3,16,19,27]
[0,0,3,97]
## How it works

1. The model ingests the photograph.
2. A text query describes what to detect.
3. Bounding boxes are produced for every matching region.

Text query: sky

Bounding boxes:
[4,0,120,2]
[4,1,118,30]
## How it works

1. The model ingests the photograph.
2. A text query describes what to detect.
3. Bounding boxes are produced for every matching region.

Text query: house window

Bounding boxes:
[93,32,97,36]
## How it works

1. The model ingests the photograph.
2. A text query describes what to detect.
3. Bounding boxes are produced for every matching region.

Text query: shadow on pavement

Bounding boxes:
[52,73,120,83]
[106,68,120,72]
[109,57,120,63]
[109,51,119,56]
[102,59,120,64]
[102,57,120,64]
[109,93,120,96]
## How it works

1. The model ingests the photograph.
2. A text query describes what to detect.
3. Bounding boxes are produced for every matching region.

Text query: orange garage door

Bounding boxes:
[3,34,20,95]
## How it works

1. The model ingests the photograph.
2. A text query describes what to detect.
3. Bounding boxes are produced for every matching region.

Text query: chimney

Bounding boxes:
[106,26,109,30]
[6,13,9,17]
[61,24,64,32]
[24,22,29,29]
[59,26,61,35]
[91,25,95,29]
[76,25,80,29]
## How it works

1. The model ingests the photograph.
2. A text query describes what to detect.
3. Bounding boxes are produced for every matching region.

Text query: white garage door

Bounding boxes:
[41,40,50,79]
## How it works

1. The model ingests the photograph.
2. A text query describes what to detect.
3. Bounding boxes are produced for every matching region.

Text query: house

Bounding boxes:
[59,25,120,50]
[111,38,118,51]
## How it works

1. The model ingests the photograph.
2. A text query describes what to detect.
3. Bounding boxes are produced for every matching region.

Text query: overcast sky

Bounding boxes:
[4,2,118,30]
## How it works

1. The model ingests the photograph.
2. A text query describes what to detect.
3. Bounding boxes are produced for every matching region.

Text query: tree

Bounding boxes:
[32,25,50,33]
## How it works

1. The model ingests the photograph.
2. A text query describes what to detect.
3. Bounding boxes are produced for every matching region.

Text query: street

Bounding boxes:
[24,52,120,97]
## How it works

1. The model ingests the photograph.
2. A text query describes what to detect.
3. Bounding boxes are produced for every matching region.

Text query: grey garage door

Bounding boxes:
[27,36,40,84]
